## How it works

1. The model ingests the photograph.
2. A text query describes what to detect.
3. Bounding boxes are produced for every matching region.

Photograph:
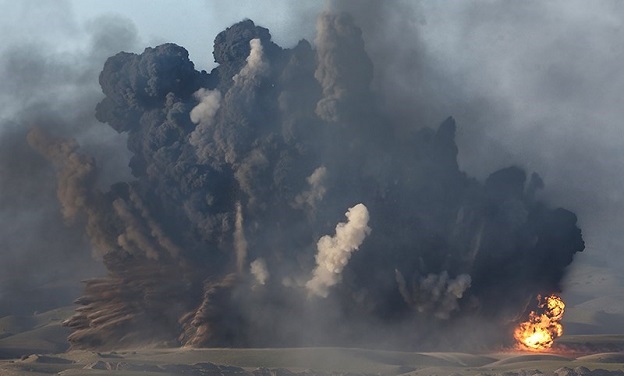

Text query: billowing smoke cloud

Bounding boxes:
[306,203,371,298]
[19,6,585,351]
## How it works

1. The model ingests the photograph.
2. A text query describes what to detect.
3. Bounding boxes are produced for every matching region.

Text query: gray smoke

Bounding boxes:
[314,12,372,123]
[396,270,472,320]
[0,4,143,316]
[26,128,96,224]
[46,13,583,350]
[293,166,327,212]
[3,2,591,352]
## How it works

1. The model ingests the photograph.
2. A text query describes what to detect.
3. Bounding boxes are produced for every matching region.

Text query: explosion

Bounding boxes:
[514,294,565,351]
[20,10,584,351]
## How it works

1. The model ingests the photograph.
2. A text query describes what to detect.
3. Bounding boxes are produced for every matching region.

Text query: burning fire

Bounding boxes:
[514,294,565,351]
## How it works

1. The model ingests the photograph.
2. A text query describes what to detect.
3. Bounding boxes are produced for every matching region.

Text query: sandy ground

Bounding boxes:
[0,307,623,375]
[1,346,624,376]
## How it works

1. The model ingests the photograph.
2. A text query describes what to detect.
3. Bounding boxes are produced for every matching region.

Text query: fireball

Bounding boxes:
[514,294,565,351]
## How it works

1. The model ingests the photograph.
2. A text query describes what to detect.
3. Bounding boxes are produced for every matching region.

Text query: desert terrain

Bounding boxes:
[0,305,623,376]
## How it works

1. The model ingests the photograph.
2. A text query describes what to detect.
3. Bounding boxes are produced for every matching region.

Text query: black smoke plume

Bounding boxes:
[30,14,583,350]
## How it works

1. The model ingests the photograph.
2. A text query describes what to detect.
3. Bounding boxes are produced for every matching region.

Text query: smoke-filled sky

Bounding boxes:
[99,1,620,283]
[0,0,623,345]
[65,0,624,266]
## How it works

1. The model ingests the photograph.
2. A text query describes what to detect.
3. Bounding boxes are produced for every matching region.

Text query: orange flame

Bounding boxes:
[514,294,565,351]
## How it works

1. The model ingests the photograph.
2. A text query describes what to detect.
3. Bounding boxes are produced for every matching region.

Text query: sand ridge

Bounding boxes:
[0,310,623,376]
[0,346,621,376]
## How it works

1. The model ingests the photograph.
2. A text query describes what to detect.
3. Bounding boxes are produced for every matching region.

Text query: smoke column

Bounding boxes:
[22,8,585,351]
[234,201,248,274]
[306,203,371,298]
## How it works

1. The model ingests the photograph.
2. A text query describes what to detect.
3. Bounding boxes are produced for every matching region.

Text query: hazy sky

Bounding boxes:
[1,0,623,305]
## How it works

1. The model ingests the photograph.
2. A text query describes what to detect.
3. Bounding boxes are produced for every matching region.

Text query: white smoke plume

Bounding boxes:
[294,166,327,211]
[234,201,248,274]
[250,258,269,286]
[232,38,269,87]
[396,270,472,320]
[189,88,222,163]
[190,88,222,125]
[306,203,371,298]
